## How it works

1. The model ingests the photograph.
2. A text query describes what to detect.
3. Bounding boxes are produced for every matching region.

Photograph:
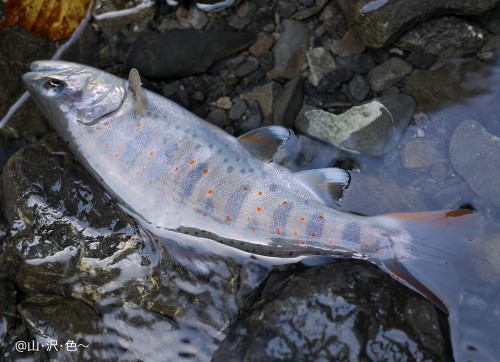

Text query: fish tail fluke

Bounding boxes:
[374,209,483,311]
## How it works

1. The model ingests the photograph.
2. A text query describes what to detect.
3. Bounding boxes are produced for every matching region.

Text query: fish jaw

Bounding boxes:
[23,60,126,132]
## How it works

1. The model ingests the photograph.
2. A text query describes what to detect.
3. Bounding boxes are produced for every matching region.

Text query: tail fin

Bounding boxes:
[373,210,483,313]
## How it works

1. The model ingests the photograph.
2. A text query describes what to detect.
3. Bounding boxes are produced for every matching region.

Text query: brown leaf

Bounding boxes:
[0,0,93,40]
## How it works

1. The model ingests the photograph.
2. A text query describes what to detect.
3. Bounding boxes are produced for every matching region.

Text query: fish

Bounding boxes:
[22,60,480,311]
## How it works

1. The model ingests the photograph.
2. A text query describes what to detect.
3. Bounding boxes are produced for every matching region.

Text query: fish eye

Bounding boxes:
[44,78,66,90]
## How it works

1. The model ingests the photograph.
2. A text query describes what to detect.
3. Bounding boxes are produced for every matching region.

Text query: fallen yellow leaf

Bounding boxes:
[0,0,93,40]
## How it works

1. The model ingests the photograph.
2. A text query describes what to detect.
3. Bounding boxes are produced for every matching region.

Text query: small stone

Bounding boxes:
[238,101,262,132]
[268,20,309,79]
[367,57,413,92]
[187,7,208,30]
[293,6,323,20]
[191,90,205,102]
[241,82,284,124]
[306,47,337,86]
[401,139,443,169]
[348,73,370,101]
[330,30,366,57]
[249,32,275,58]
[336,53,375,74]
[228,15,252,30]
[405,51,437,69]
[212,96,233,110]
[226,54,246,70]
[229,100,248,120]
[316,69,352,93]
[450,120,500,207]
[297,94,416,156]
[207,108,228,128]
[277,0,297,18]
[234,57,259,77]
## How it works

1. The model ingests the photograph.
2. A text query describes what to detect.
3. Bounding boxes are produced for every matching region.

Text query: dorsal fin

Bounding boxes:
[238,126,297,162]
[128,68,147,117]
[295,168,350,207]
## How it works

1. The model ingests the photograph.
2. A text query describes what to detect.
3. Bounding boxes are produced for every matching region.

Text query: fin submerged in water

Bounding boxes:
[375,209,482,312]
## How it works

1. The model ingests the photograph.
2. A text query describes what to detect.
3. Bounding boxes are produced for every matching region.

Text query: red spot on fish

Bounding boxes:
[318,215,324,220]
[375,247,381,253]
[300,217,305,222]
[243,187,249,191]
[293,231,299,237]
[190,160,195,165]
[275,228,281,235]
[207,189,214,195]
[174,167,179,172]
[104,143,109,149]
[251,227,256,232]
[258,191,263,196]
[148,151,155,157]
[203,169,209,174]
[203,213,207,218]
[136,122,142,128]
[103,121,110,126]
[299,241,305,247]
[226,215,231,222]
[256,207,262,213]
[95,126,101,131]
[311,233,317,238]
[282,201,288,205]
[113,152,119,159]
[125,160,130,166]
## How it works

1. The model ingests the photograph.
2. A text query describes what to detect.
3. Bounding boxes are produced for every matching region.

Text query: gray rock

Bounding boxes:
[125,30,256,79]
[404,59,490,113]
[1,137,251,361]
[207,108,229,128]
[337,0,499,48]
[449,120,500,207]
[277,0,297,18]
[316,69,353,93]
[337,53,376,74]
[349,73,370,101]
[306,47,337,86]
[297,94,416,156]
[341,170,429,215]
[401,139,444,169]
[188,7,208,30]
[237,101,262,132]
[367,57,413,92]
[234,56,259,77]
[268,20,309,79]
[229,100,248,120]
[214,261,449,361]
[328,30,367,57]
[395,16,487,58]
[241,82,284,125]
[405,51,437,69]
[249,32,275,58]
[273,75,304,128]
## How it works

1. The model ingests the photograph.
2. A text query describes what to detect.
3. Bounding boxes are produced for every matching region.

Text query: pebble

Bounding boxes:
[449,120,500,207]
[367,57,413,92]
[268,19,309,79]
[188,7,208,30]
[241,82,284,124]
[306,47,337,86]
[237,101,262,132]
[316,69,353,94]
[329,30,366,57]
[229,100,248,120]
[234,56,259,77]
[249,32,275,58]
[207,108,228,128]
[212,96,233,110]
[348,73,370,101]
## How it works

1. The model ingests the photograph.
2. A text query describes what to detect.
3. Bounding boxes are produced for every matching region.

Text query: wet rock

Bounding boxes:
[0,28,55,138]
[316,69,353,94]
[481,35,500,64]
[337,53,376,74]
[207,108,229,128]
[212,96,233,110]
[249,32,275,58]
[237,101,262,132]
[342,170,429,215]
[405,51,437,69]
[401,139,444,169]
[125,30,256,79]
[277,0,297,18]
[329,30,367,57]
[187,7,209,30]
[273,75,304,129]
[228,100,248,121]
[234,56,259,77]
[306,47,337,86]
[297,94,416,156]
[267,20,309,79]
[0,279,17,352]
[337,0,499,48]
[348,73,370,101]
[395,16,487,58]
[241,82,284,125]
[1,137,249,360]
[214,261,449,361]
[404,59,490,113]
[367,57,413,92]
[449,120,500,207]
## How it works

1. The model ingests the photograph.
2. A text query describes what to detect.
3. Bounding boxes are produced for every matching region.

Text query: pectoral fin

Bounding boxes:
[295,168,350,207]
[238,126,297,162]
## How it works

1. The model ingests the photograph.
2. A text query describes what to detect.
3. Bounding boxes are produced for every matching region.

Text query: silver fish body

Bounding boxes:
[23,60,411,261]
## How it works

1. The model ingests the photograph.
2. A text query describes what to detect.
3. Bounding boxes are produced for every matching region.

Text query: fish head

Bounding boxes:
[23,60,126,132]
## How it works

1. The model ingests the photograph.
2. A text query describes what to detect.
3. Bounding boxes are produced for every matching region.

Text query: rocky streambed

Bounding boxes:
[1,0,500,361]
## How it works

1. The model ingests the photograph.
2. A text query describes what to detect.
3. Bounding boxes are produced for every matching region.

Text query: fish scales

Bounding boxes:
[22,62,480,296]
